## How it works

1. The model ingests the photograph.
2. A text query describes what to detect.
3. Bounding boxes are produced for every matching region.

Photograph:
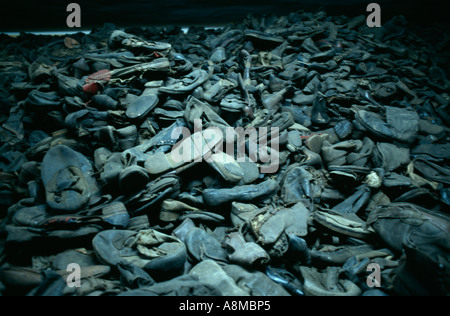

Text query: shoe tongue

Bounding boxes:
[135,229,181,259]
[54,168,78,191]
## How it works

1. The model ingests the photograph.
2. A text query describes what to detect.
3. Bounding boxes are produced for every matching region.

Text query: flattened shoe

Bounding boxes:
[159,199,202,222]
[331,184,371,214]
[125,174,181,215]
[346,136,374,166]
[299,266,361,296]
[116,125,138,151]
[189,260,248,296]
[121,37,172,54]
[310,244,392,265]
[223,265,291,296]
[202,179,279,207]
[25,90,60,110]
[184,227,229,264]
[280,164,326,205]
[367,202,450,254]
[372,142,410,172]
[109,30,171,54]
[411,143,450,162]
[92,229,187,282]
[314,210,375,239]
[126,81,162,120]
[250,202,311,246]
[0,265,110,294]
[223,230,270,267]
[41,145,101,213]
[411,157,450,185]
[144,130,222,176]
[159,69,209,95]
[321,139,363,166]
[204,78,236,103]
[220,94,246,114]
[230,202,260,227]
[265,266,304,296]
[184,96,231,137]
[355,106,419,144]
[12,202,130,230]
[367,202,450,295]
[244,29,284,50]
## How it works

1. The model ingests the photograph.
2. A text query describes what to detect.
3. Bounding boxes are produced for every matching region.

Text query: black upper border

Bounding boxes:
[0,0,448,32]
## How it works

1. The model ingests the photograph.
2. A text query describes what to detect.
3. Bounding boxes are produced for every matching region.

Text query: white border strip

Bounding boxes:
[2,26,223,37]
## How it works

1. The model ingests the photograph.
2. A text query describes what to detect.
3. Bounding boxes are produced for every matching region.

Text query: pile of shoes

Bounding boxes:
[0,10,449,296]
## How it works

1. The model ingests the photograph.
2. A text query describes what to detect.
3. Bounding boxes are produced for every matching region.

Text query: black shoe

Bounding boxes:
[203,179,279,207]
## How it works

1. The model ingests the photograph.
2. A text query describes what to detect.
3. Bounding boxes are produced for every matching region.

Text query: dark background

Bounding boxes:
[0,0,448,32]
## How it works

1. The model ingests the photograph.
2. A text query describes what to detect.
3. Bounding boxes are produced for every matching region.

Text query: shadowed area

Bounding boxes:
[0,0,448,32]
